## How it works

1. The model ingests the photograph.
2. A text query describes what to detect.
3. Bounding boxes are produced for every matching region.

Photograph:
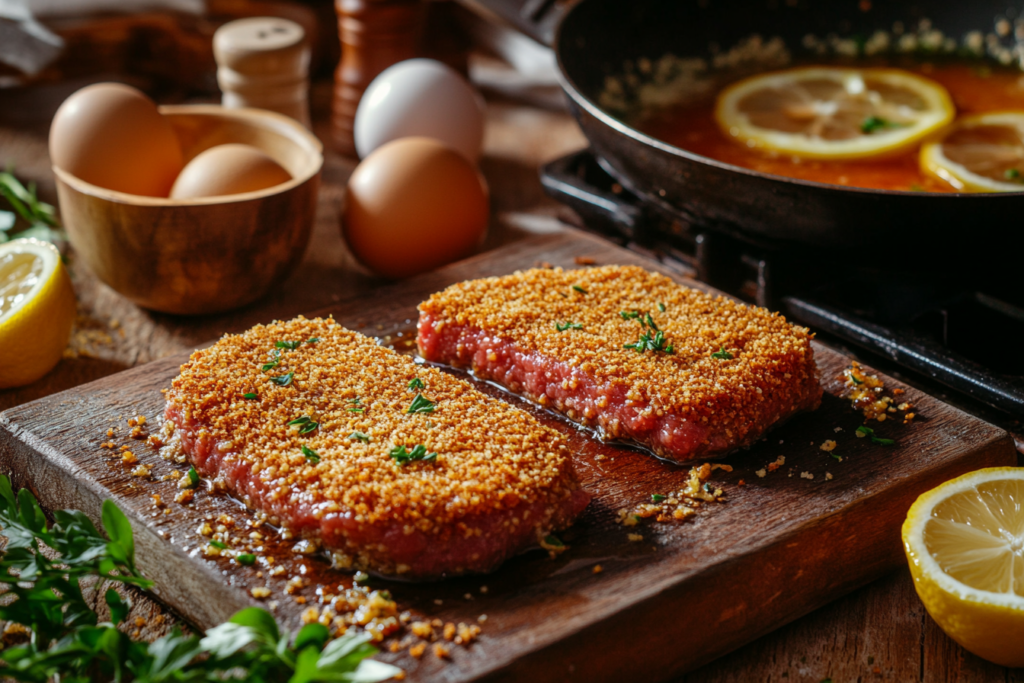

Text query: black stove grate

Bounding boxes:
[540,149,1024,421]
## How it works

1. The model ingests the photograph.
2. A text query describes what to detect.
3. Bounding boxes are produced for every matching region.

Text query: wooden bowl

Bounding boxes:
[54,105,322,315]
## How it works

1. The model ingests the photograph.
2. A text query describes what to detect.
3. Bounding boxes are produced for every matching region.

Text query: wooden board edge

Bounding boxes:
[465,430,1019,682]
[0,412,254,628]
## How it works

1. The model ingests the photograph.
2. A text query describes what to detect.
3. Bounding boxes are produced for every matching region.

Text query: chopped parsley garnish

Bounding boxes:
[572,285,588,294]
[349,431,370,443]
[236,553,256,566]
[657,303,666,312]
[186,466,200,488]
[261,349,281,372]
[849,372,863,385]
[555,321,584,331]
[276,340,301,350]
[860,116,904,134]
[270,372,294,386]
[619,310,641,320]
[407,377,425,391]
[1006,168,1022,181]
[644,312,659,331]
[242,392,258,400]
[407,393,435,414]
[830,453,843,461]
[353,571,370,584]
[209,540,227,549]
[624,329,674,355]
[301,445,320,463]
[346,397,364,413]
[389,444,437,465]
[651,494,667,503]
[287,415,319,434]
[711,346,733,360]
[306,337,320,343]
[543,533,564,548]
[856,425,895,446]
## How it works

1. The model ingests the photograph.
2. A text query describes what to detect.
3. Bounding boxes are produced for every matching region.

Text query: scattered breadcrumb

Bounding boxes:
[174,489,194,505]
[628,533,644,542]
[755,469,767,478]
[251,587,271,599]
[130,463,152,478]
[593,564,603,574]
[433,643,450,659]
[800,471,814,480]
[842,362,915,424]
[825,472,834,480]
[409,643,427,659]
[819,440,836,452]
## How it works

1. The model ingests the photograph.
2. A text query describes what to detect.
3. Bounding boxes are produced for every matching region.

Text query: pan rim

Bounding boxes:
[552,1,1024,200]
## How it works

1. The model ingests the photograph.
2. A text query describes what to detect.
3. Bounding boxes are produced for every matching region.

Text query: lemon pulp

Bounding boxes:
[0,252,44,318]
[924,478,1024,596]
[920,112,1024,191]
[715,67,955,160]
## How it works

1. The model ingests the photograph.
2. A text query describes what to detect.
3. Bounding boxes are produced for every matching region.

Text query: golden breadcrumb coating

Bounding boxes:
[418,265,820,455]
[166,317,582,546]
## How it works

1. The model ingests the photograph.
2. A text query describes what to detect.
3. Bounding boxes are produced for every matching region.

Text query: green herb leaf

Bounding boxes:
[186,466,200,488]
[301,445,320,463]
[288,415,319,434]
[624,329,675,355]
[236,553,256,566]
[271,372,294,387]
[572,285,588,294]
[261,349,281,372]
[619,310,641,320]
[407,393,435,414]
[353,570,370,584]
[306,337,320,344]
[209,540,228,549]
[849,372,863,385]
[349,431,370,443]
[1006,168,1022,181]
[856,425,874,437]
[276,340,302,350]
[702,482,714,494]
[542,533,564,548]
[242,392,258,400]
[555,321,584,331]
[861,116,905,134]
[407,377,425,391]
[644,312,659,331]
[105,589,131,626]
[651,494,667,503]
[389,444,437,465]
[872,437,896,446]
[711,346,733,360]
[657,302,666,312]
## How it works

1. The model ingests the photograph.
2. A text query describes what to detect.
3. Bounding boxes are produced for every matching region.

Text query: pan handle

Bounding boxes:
[453,0,566,46]
[540,150,646,240]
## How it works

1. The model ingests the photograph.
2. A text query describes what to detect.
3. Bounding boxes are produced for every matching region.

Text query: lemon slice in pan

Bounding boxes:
[0,238,76,389]
[920,112,1024,192]
[903,467,1024,667]
[715,67,955,160]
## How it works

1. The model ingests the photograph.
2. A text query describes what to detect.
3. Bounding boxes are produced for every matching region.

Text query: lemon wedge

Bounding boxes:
[714,67,955,160]
[903,467,1024,667]
[920,112,1024,192]
[0,239,76,389]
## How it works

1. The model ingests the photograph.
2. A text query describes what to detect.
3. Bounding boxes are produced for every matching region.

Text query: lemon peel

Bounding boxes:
[903,467,1024,667]
[0,238,76,389]
[715,66,955,160]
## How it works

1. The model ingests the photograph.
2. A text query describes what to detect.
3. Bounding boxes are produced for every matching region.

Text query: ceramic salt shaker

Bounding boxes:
[214,17,311,128]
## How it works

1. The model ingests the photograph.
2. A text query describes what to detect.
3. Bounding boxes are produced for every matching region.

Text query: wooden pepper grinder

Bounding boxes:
[331,0,425,156]
[214,17,312,128]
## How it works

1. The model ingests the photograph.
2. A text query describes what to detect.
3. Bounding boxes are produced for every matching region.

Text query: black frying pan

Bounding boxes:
[480,0,1024,250]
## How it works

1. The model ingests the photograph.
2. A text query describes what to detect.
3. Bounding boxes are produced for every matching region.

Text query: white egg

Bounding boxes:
[354,58,485,163]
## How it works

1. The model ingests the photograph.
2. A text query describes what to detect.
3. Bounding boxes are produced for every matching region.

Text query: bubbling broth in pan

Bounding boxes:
[635,63,1024,192]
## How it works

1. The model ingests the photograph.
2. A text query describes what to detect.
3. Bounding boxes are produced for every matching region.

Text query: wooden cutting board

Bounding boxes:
[0,229,1015,682]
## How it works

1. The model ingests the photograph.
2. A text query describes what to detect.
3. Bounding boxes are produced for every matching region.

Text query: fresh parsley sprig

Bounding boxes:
[856,425,895,446]
[555,321,583,332]
[624,329,674,355]
[0,476,400,682]
[711,346,733,360]
[0,171,65,245]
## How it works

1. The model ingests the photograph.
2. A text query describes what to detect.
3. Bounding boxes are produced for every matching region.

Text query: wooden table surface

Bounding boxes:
[1,75,1022,682]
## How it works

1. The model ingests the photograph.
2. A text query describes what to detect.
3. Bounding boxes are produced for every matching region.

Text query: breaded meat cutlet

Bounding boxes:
[417,265,821,463]
[164,316,590,580]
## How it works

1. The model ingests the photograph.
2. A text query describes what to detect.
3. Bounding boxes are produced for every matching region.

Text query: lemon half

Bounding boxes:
[920,112,1024,192]
[903,467,1024,667]
[0,239,76,389]
[715,67,955,160]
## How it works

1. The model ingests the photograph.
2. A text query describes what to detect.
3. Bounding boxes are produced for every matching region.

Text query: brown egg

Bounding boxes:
[49,83,184,197]
[170,144,293,199]
[343,137,489,279]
